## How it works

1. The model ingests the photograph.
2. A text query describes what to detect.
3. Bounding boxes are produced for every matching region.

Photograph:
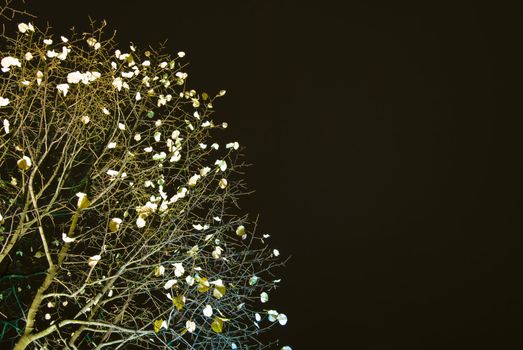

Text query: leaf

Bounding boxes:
[235,225,245,237]
[76,192,90,209]
[108,218,122,232]
[203,305,213,317]
[17,156,32,170]
[197,277,210,293]
[88,255,101,267]
[173,294,185,311]
[154,265,165,277]
[277,313,288,326]
[260,292,269,303]
[124,54,135,65]
[164,279,177,289]
[62,233,76,243]
[153,319,164,333]
[249,275,258,286]
[213,285,226,299]
[211,317,223,333]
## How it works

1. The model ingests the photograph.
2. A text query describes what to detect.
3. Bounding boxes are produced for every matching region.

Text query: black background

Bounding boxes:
[20,0,523,349]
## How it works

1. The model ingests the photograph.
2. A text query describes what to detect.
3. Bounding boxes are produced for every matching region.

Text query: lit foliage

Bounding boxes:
[0,2,290,349]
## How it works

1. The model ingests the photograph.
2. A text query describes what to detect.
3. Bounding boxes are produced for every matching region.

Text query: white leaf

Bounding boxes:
[172,262,185,277]
[218,178,228,189]
[185,320,196,333]
[212,246,223,259]
[200,167,211,176]
[56,84,69,96]
[214,159,227,172]
[260,292,269,303]
[136,216,146,228]
[267,310,278,322]
[225,142,240,150]
[106,169,119,177]
[203,305,213,317]
[163,279,177,289]
[277,313,288,326]
[0,97,10,107]
[62,233,76,243]
[188,174,201,186]
[88,255,101,267]
[18,23,29,33]
[185,275,195,286]
[1,57,21,69]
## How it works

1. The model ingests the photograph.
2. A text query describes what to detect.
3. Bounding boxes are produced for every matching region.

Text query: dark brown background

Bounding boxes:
[21,0,523,349]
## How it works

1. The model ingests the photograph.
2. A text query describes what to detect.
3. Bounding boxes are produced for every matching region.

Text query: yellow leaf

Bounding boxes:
[17,156,32,171]
[211,317,223,333]
[154,265,165,277]
[173,294,185,311]
[197,277,210,293]
[153,319,164,333]
[235,225,246,237]
[108,218,122,232]
[213,285,226,299]
[76,192,90,209]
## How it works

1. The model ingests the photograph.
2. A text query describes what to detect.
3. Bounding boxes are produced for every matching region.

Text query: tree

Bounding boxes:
[0,1,290,349]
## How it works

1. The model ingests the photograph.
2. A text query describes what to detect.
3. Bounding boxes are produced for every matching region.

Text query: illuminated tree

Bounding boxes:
[0,2,290,349]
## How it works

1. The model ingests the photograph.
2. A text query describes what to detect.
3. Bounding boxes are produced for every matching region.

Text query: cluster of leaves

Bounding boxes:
[0,2,290,349]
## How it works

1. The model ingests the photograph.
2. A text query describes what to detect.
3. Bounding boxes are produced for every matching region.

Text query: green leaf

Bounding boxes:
[249,275,258,286]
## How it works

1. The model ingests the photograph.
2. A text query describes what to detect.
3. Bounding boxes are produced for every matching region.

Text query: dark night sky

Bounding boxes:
[20,0,523,349]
